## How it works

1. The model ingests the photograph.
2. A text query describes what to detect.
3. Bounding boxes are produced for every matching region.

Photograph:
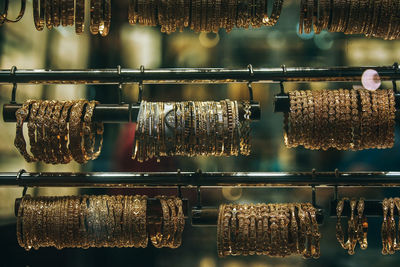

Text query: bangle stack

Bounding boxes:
[299,0,400,40]
[133,100,252,162]
[14,100,104,164]
[128,0,283,33]
[284,89,396,151]
[32,0,111,36]
[217,203,321,258]
[16,194,185,250]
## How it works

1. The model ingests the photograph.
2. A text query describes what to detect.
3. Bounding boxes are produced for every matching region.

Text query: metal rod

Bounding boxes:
[191,206,324,226]
[0,66,399,84]
[274,93,400,112]
[330,199,385,218]
[14,198,189,223]
[2,171,400,188]
[2,102,261,123]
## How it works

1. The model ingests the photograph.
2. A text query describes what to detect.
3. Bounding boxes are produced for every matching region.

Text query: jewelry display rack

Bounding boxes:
[2,65,400,230]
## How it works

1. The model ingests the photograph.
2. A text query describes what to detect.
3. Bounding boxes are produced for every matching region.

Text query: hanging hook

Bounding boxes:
[10,66,17,104]
[117,65,124,105]
[280,65,287,94]
[138,65,145,103]
[196,186,201,208]
[334,169,340,201]
[177,169,182,198]
[247,64,254,101]
[392,62,398,93]
[311,168,317,207]
[16,169,27,197]
[195,169,202,208]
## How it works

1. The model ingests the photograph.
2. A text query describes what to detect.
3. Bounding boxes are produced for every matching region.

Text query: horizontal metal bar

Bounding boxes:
[274,93,400,113]
[3,171,400,188]
[1,66,399,84]
[330,199,384,218]
[2,102,261,123]
[191,206,324,226]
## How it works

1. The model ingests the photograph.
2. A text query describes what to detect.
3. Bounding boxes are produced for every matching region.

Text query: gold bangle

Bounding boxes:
[90,0,101,34]
[389,198,396,254]
[261,204,270,255]
[33,0,45,30]
[45,0,53,29]
[49,101,64,164]
[75,0,85,33]
[43,100,56,163]
[296,203,306,256]
[382,198,389,255]
[14,100,37,162]
[255,204,264,255]
[58,101,73,164]
[269,204,280,257]
[230,204,239,256]
[288,203,299,254]
[69,100,87,163]
[356,198,368,250]
[35,100,49,162]
[27,101,40,161]
[217,203,225,257]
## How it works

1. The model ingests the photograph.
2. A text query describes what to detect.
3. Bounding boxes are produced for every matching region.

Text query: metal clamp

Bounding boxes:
[280,64,287,94]
[117,65,124,105]
[247,64,254,101]
[393,62,398,93]
[138,65,145,103]
[10,66,17,104]
[16,169,27,196]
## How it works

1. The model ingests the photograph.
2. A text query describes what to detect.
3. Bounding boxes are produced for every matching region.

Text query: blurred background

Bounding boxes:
[1,0,400,266]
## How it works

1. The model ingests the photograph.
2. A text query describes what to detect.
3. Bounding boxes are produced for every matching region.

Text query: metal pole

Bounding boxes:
[2,102,261,122]
[0,66,399,84]
[2,171,400,187]
[330,199,384,218]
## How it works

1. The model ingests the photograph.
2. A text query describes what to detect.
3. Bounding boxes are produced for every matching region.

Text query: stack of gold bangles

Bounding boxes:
[284,89,396,150]
[132,100,252,162]
[14,100,104,164]
[128,0,283,33]
[336,198,368,255]
[299,0,400,40]
[217,203,321,258]
[381,198,400,255]
[32,0,111,36]
[16,195,185,250]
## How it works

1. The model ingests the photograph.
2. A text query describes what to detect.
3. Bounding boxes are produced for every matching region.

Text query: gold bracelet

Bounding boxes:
[230,204,239,256]
[389,198,396,254]
[33,0,45,30]
[59,101,73,164]
[356,198,368,250]
[382,198,389,255]
[69,100,87,163]
[15,100,37,162]
[217,203,225,257]
[49,101,64,164]
[42,100,56,163]
[173,197,184,249]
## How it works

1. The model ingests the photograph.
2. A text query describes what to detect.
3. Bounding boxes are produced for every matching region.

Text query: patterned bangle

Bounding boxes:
[14,100,37,162]
[69,100,88,163]
[382,198,389,255]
